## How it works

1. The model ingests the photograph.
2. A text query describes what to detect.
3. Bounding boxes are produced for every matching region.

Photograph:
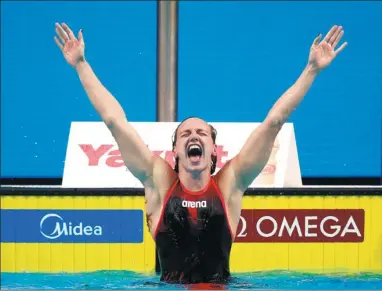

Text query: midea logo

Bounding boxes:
[39,213,102,239]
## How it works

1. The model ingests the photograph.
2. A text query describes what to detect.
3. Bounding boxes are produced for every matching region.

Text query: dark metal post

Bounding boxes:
[156,0,178,122]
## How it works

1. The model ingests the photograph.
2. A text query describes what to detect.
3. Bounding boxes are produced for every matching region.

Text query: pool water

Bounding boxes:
[1,271,382,290]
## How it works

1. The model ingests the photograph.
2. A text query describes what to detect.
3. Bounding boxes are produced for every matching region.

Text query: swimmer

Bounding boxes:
[54,23,347,284]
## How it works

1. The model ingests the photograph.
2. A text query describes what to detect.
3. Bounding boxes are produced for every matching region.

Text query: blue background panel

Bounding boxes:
[178,1,382,177]
[1,1,157,178]
[1,1,381,178]
[1,209,144,243]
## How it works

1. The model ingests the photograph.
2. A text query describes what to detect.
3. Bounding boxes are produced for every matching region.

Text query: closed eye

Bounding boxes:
[180,130,191,138]
[197,130,208,136]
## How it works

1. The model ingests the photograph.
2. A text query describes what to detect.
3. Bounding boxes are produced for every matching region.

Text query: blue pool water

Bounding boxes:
[1,271,382,290]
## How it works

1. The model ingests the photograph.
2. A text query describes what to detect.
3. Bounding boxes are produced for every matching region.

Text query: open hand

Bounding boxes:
[308,25,348,72]
[54,23,85,68]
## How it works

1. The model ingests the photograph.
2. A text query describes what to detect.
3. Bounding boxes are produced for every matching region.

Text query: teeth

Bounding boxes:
[189,145,200,150]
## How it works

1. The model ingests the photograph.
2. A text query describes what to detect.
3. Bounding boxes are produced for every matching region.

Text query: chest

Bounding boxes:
[161,193,227,233]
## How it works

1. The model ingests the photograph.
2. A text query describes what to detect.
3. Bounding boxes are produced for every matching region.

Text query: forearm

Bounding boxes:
[265,64,319,129]
[231,65,319,189]
[75,60,157,182]
[75,60,125,123]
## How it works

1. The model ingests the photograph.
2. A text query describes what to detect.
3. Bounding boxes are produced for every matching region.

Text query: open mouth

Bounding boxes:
[187,144,203,163]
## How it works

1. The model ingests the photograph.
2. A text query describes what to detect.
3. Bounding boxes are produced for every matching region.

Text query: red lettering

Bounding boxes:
[80,144,216,170]
[215,145,228,169]
[105,150,125,167]
[262,164,276,174]
[79,144,113,166]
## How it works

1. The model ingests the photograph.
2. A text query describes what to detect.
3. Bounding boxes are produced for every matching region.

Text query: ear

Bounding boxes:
[173,148,178,158]
[211,144,218,157]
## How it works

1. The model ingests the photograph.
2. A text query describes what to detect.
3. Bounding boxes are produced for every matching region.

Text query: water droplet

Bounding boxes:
[34,142,38,145]
[139,52,142,55]
[35,155,38,158]
[24,135,27,138]
[53,140,56,143]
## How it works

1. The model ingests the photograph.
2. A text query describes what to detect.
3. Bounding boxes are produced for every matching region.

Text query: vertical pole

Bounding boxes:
[156,1,179,274]
[156,0,178,122]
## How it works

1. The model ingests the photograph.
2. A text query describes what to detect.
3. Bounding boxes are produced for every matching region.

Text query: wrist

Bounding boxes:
[305,63,320,76]
[75,58,87,72]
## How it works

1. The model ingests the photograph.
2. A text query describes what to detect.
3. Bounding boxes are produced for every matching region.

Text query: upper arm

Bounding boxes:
[106,119,154,183]
[222,121,280,193]
[106,118,157,183]
[106,117,177,196]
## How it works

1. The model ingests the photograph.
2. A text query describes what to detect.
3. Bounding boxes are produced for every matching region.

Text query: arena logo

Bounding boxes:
[235,209,364,243]
[182,200,207,208]
[40,213,102,240]
[79,144,229,169]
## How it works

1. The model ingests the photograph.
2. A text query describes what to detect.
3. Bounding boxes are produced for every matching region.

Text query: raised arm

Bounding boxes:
[54,23,173,186]
[224,25,348,192]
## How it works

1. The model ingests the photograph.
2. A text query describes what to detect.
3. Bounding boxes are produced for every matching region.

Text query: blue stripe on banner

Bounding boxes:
[0,209,144,243]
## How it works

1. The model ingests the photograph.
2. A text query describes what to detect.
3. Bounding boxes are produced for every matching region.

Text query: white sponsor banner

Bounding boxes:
[62,122,302,188]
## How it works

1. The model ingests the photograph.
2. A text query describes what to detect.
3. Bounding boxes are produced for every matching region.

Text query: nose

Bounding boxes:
[189,134,200,143]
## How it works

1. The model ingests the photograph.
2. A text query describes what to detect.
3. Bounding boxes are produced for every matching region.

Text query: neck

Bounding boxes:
[178,168,211,192]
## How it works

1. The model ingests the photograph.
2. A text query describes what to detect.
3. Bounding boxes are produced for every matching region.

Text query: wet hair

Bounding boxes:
[172,116,217,175]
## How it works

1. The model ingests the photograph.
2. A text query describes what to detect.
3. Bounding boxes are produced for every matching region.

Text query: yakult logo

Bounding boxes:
[79,144,229,170]
[40,213,102,240]
[235,209,365,243]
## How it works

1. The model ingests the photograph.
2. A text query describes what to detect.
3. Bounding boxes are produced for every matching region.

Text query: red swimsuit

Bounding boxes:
[154,176,234,284]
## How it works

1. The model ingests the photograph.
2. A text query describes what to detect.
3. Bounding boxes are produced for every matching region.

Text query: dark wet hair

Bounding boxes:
[172,116,217,175]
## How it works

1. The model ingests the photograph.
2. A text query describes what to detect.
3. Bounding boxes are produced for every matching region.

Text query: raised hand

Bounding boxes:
[308,25,348,72]
[54,23,85,68]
